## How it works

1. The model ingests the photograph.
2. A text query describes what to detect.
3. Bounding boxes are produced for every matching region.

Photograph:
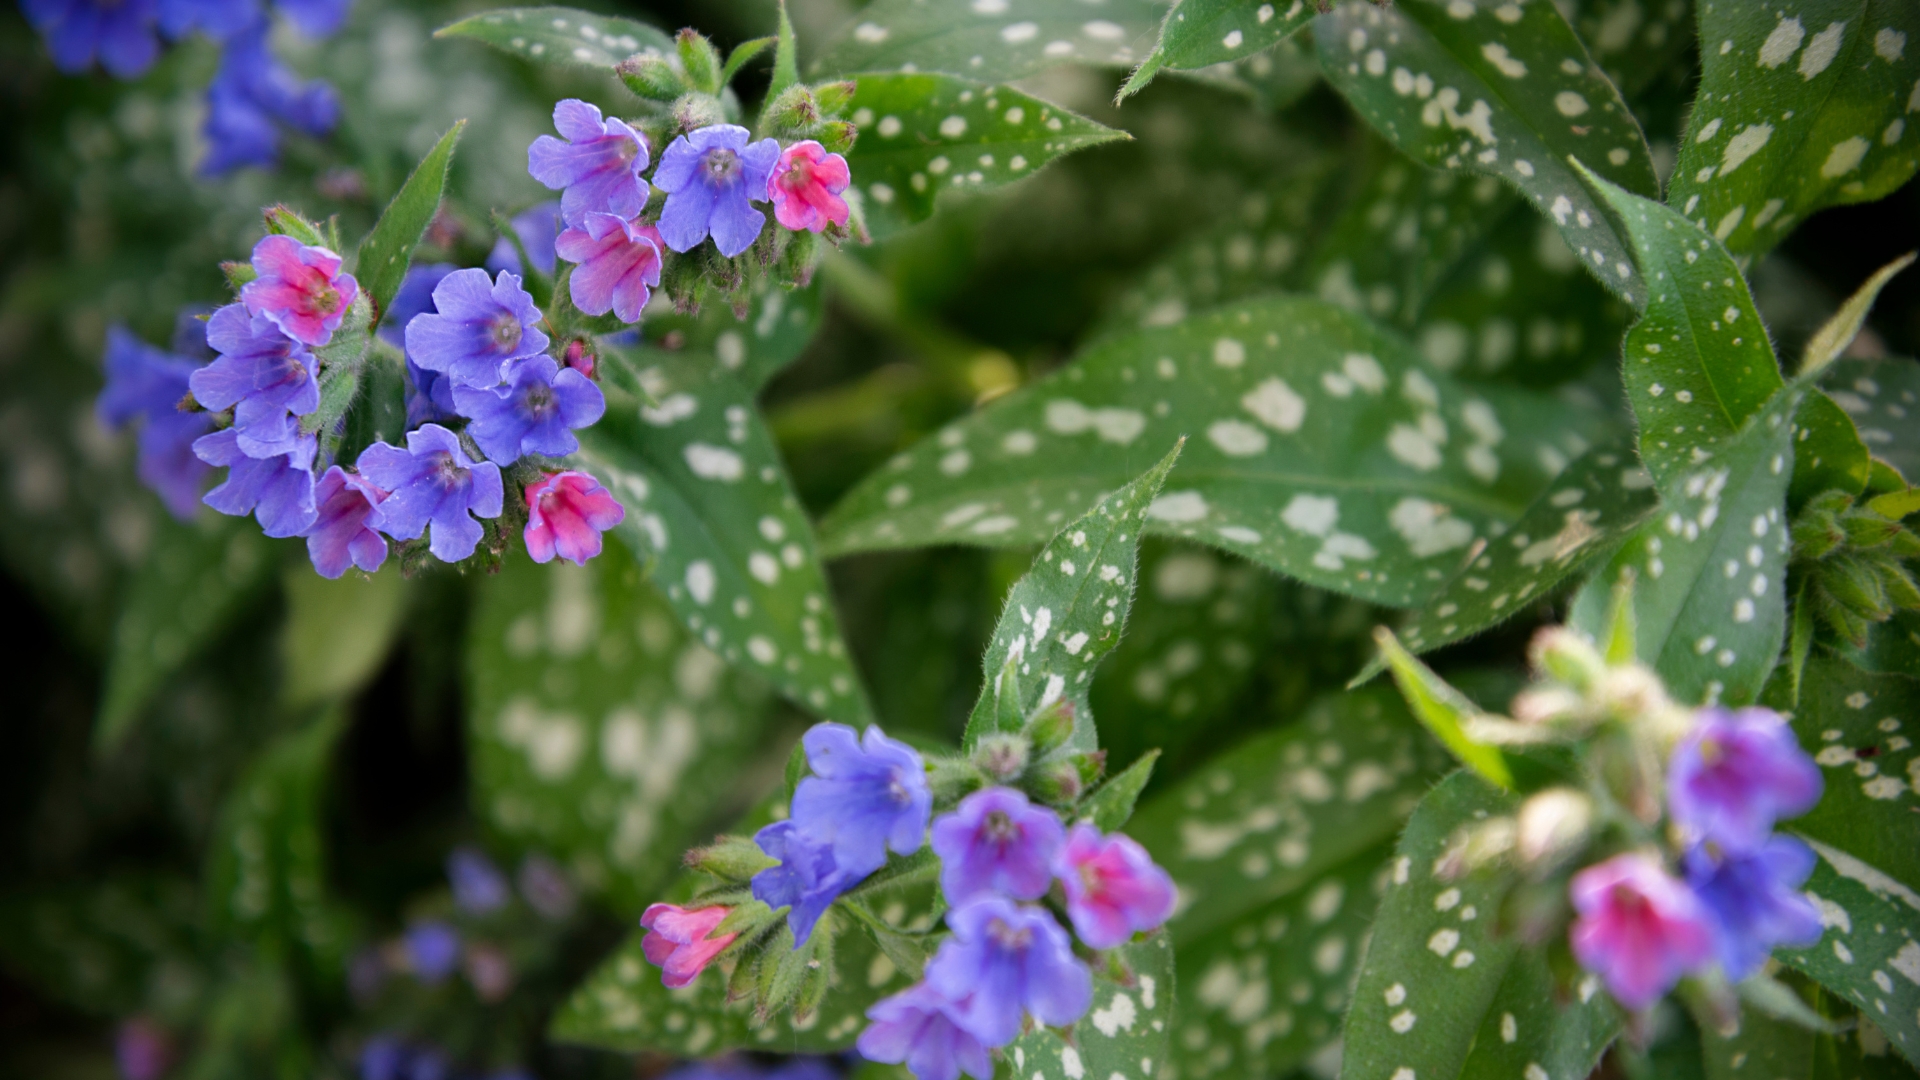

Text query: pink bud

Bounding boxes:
[639,903,737,988]
[523,470,624,566]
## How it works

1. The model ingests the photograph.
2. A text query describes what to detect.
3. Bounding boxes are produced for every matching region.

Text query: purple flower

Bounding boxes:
[1568,852,1714,1010]
[194,428,317,537]
[241,233,357,347]
[305,465,387,577]
[188,303,318,458]
[486,202,560,277]
[405,920,461,983]
[356,425,503,563]
[925,897,1092,1045]
[157,0,253,40]
[272,0,348,37]
[1685,836,1824,980]
[554,212,663,324]
[790,722,931,878]
[21,0,161,78]
[523,470,624,566]
[98,326,215,520]
[1669,707,1822,854]
[527,100,651,227]
[448,846,511,915]
[857,983,994,1080]
[931,787,1065,905]
[114,1017,171,1080]
[1054,823,1176,949]
[752,820,858,946]
[653,124,780,258]
[404,269,549,389]
[200,19,339,175]
[450,356,604,465]
[379,262,456,345]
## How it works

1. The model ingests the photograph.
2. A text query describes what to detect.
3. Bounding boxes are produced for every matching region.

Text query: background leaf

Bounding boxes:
[1824,356,1920,482]
[813,0,1163,83]
[1776,841,1920,1068]
[435,6,674,70]
[353,120,464,324]
[280,566,410,710]
[999,933,1175,1080]
[1127,0,1316,93]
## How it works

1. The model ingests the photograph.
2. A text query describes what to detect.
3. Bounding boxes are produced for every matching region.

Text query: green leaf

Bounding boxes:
[813,0,1162,83]
[1314,0,1658,304]
[769,0,800,102]
[353,120,464,325]
[96,516,275,750]
[1824,357,1920,484]
[434,6,675,71]
[1576,395,1800,706]
[632,278,823,393]
[466,543,775,913]
[1568,0,1698,100]
[1457,952,1621,1080]
[1666,2,1920,259]
[722,37,774,88]
[573,350,873,725]
[1170,843,1392,1078]
[818,295,1614,609]
[1340,770,1522,1080]
[1080,749,1159,831]
[1697,993,1910,1080]
[279,565,410,710]
[1789,389,1874,507]
[999,932,1175,1080]
[1376,629,1514,788]
[1803,253,1917,377]
[0,876,201,1019]
[1378,438,1659,668]
[1126,0,1316,95]
[843,73,1128,233]
[1837,609,1920,676]
[1769,656,1920,895]
[1127,686,1450,942]
[962,442,1183,751]
[1776,841,1920,1069]
[1574,162,1787,491]
[337,340,408,468]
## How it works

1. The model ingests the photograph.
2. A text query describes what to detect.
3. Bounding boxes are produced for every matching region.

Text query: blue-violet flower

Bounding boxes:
[450,355,604,465]
[1668,706,1822,854]
[924,897,1092,1045]
[200,19,339,176]
[194,428,317,537]
[1684,836,1824,981]
[305,465,387,578]
[356,424,504,563]
[98,326,214,520]
[403,269,549,389]
[752,820,857,947]
[21,0,160,78]
[857,983,994,1080]
[790,722,931,878]
[187,303,318,458]
[653,124,779,258]
[527,100,651,227]
[931,787,1065,905]
[485,202,560,277]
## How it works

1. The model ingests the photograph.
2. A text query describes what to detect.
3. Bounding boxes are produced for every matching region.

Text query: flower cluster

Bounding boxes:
[21,0,345,173]
[638,722,1175,1080]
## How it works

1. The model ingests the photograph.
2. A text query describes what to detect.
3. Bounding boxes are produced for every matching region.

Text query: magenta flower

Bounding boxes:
[767,140,851,234]
[523,471,624,566]
[450,356,604,465]
[1568,852,1714,1009]
[239,234,358,347]
[1685,836,1824,980]
[403,269,550,390]
[1669,707,1822,854]
[356,424,504,563]
[554,212,663,324]
[1053,824,1176,949]
[925,897,1092,1045]
[194,428,317,537]
[639,904,737,989]
[931,787,1065,905]
[857,983,994,1080]
[790,723,932,878]
[527,99,651,227]
[188,303,318,458]
[653,124,779,258]
[305,466,387,578]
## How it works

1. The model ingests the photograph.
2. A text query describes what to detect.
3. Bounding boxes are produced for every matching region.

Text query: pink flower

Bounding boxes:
[1569,852,1714,1009]
[554,212,663,324]
[1054,824,1176,948]
[766,140,851,234]
[240,234,359,347]
[639,903,736,989]
[523,471,624,566]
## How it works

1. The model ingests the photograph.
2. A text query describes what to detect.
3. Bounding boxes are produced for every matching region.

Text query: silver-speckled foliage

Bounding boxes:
[998,934,1176,1080]
[436,5,674,70]
[1776,842,1920,1068]
[813,0,1163,83]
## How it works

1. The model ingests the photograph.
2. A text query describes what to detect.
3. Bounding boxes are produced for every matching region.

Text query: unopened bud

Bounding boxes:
[761,85,819,135]
[1593,663,1671,721]
[1841,508,1902,550]
[1514,788,1593,873]
[672,92,727,134]
[1529,626,1606,691]
[928,756,986,802]
[1511,685,1582,728]
[1876,555,1920,610]
[616,52,684,101]
[1823,554,1893,621]
[972,732,1030,781]
[1029,759,1087,803]
[1436,817,1516,879]
[1023,698,1074,755]
[816,120,858,154]
[685,834,778,882]
[564,338,596,379]
[675,28,722,94]
[1791,507,1846,561]
[812,80,856,116]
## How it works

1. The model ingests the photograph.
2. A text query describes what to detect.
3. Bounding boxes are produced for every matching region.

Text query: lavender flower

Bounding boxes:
[239,233,358,346]
[486,202,561,277]
[450,356,604,465]
[523,470,624,566]
[924,897,1092,1045]
[527,100,651,227]
[1685,836,1824,980]
[380,263,461,426]
[752,820,857,946]
[403,269,549,389]
[188,303,318,458]
[1669,706,1822,853]
[653,124,780,258]
[200,19,339,176]
[404,920,461,983]
[790,722,931,878]
[448,846,511,915]
[97,326,214,520]
[857,983,994,1080]
[356,424,504,563]
[931,787,1065,905]
[306,466,387,578]
[1568,852,1714,1009]
[20,0,161,78]
[194,428,317,536]
[554,212,663,324]
[1054,823,1176,948]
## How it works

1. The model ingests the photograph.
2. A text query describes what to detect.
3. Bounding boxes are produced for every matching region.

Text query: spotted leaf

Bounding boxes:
[1314,0,1658,304]
[1341,770,1521,1080]
[1667,2,1920,259]
[963,442,1181,751]
[1789,389,1874,507]
[819,295,1615,609]
[1823,356,1920,483]
[1456,953,1621,1080]
[1127,686,1449,943]
[352,120,463,325]
[1775,841,1920,1069]
[1569,0,1698,101]
[466,544,773,914]
[1696,993,1910,1080]
[843,73,1128,234]
[572,349,873,725]
[1575,393,1800,706]
[813,0,1162,84]
[639,279,823,393]
[999,933,1175,1080]
[1122,0,1316,98]
[1577,165,1787,490]
[435,6,674,70]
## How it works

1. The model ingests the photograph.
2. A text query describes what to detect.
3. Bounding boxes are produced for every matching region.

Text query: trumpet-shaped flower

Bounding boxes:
[790,723,931,878]
[527,100,651,227]
[924,897,1092,1045]
[1568,852,1714,1009]
[554,212,663,324]
[523,471,623,566]
[1054,824,1176,948]
[1685,836,1824,981]
[188,303,318,457]
[653,124,779,258]
[639,904,736,989]
[857,984,994,1080]
[356,424,503,563]
[194,427,317,537]
[1669,706,1822,854]
[767,140,851,234]
[21,0,161,78]
[451,356,604,465]
[240,233,358,346]
[930,787,1064,905]
[305,466,387,578]
[404,269,550,389]
[751,820,857,946]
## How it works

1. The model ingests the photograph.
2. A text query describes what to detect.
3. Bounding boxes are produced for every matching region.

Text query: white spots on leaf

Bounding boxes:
[1046,399,1148,444]
[1385,982,1407,1006]
[1501,1013,1518,1043]
[1388,423,1445,472]
[877,115,902,138]
[746,635,778,665]
[1389,497,1475,557]
[1389,1009,1417,1033]
[1061,1047,1085,1080]
[685,560,716,605]
[1147,491,1210,523]
[1427,928,1461,958]
[1481,43,1527,78]
[1242,378,1306,432]
[971,0,1006,12]
[940,449,972,475]
[1208,420,1269,457]
[1084,20,1124,41]
[1696,118,1723,143]
[1821,137,1871,178]
[1213,338,1247,368]
[1524,1065,1550,1080]
[973,515,1018,535]
[939,115,968,138]
[684,443,744,482]
[1758,16,1806,68]
[1798,22,1845,80]
[748,551,780,585]
[1003,429,1038,455]
[1891,941,1920,984]
[642,393,697,425]
[1090,993,1138,1036]
[1342,353,1387,393]
[1721,123,1773,175]
[1554,91,1589,117]
[1281,494,1339,537]
[1225,29,1246,50]
[1002,21,1038,43]
[1876,28,1907,62]
[853,21,888,43]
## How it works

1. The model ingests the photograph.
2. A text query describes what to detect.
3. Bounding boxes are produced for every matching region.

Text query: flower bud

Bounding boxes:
[672,92,727,134]
[928,755,986,802]
[1511,684,1583,728]
[616,52,684,101]
[685,834,779,882]
[1823,554,1893,621]
[1841,507,1903,550]
[1593,662,1671,722]
[972,732,1031,781]
[1790,506,1846,561]
[1875,554,1920,610]
[563,338,596,379]
[1436,816,1516,879]
[761,85,819,135]
[675,28,722,94]
[1023,698,1074,755]
[1529,625,1606,691]
[812,80,856,116]
[1514,788,1593,874]
[816,120,858,154]
[1030,758,1092,803]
